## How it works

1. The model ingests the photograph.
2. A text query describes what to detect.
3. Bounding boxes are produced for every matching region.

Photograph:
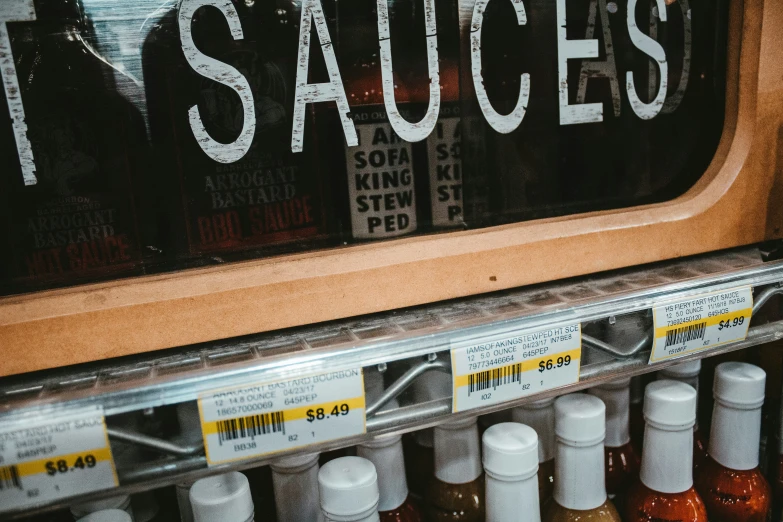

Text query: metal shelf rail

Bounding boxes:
[2,246,783,518]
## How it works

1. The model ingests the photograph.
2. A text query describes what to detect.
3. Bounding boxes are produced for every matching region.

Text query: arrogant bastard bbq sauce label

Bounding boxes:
[346,107,417,239]
[182,48,322,254]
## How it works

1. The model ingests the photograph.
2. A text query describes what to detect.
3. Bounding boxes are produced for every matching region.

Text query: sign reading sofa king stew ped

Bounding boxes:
[1,0,691,185]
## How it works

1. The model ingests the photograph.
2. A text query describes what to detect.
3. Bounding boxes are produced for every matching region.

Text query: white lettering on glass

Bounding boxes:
[0,0,37,185]
[470,0,530,134]
[576,0,621,117]
[179,0,256,163]
[292,0,357,152]
[377,0,440,141]
[627,0,668,119]
[556,0,602,125]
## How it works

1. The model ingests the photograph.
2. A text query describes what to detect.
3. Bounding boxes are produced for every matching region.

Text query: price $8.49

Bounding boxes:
[538,355,572,373]
[718,315,745,331]
[306,403,350,423]
[45,454,97,475]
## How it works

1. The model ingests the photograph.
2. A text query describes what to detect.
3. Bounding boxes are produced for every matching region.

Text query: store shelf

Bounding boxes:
[3,246,783,518]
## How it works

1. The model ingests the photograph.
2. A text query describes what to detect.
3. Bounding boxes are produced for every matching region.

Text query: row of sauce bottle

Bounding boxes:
[31,355,783,522]
[0,0,720,295]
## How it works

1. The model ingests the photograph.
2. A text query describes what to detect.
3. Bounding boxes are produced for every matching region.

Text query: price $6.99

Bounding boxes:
[538,355,572,372]
[306,403,350,423]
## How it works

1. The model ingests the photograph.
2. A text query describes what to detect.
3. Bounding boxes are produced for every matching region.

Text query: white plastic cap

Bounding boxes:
[482,423,538,480]
[270,452,320,473]
[437,416,478,430]
[554,394,605,446]
[359,433,401,449]
[644,380,697,429]
[76,510,133,522]
[318,456,379,520]
[713,362,766,409]
[659,359,701,379]
[190,472,254,522]
[71,496,132,517]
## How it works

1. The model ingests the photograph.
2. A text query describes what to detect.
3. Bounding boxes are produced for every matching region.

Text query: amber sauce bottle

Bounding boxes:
[625,380,707,522]
[426,417,485,521]
[1,0,147,293]
[542,394,621,522]
[270,453,322,522]
[658,360,709,471]
[482,423,542,522]
[357,434,423,521]
[694,362,771,522]
[512,398,556,504]
[405,371,451,498]
[588,378,641,510]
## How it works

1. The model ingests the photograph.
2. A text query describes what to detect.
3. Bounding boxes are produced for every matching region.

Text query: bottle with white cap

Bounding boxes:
[588,378,640,504]
[318,456,380,522]
[511,398,555,503]
[542,394,620,522]
[482,422,541,522]
[357,434,423,521]
[775,381,783,522]
[270,453,323,522]
[657,359,709,469]
[694,362,771,521]
[76,510,134,522]
[405,370,451,498]
[625,380,707,522]
[426,417,484,521]
[189,472,254,522]
[71,495,135,521]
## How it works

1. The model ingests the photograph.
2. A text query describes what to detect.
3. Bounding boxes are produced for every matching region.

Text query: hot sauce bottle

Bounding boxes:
[775,388,783,522]
[658,360,709,470]
[694,362,771,522]
[588,378,641,508]
[143,0,327,263]
[512,397,556,503]
[482,422,542,522]
[357,434,423,521]
[625,380,708,522]
[335,0,419,241]
[270,453,323,522]
[319,456,380,522]
[542,394,621,522]
[426,417,485,521]
[1,0,148,293]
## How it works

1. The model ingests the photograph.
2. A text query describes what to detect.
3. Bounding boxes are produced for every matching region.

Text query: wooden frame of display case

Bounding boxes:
[0,0,780,377]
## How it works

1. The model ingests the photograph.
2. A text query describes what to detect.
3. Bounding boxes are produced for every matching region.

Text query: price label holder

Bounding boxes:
[451,322,582,413]
[198,368,366,466]
[649,286,753,364]
[0,406,118,513]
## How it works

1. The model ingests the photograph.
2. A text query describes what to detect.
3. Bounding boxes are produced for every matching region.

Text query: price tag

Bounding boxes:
[649,286,753,363]
[0,407,117,513]
[199,368,366,465]
[451,323,582,412]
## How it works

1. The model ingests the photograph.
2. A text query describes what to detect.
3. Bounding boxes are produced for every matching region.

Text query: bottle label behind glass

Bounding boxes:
[427,103,463,228]
[346,107,417,239]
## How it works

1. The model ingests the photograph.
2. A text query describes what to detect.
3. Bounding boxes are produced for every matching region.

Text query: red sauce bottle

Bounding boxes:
[694,362,771,522]
[658,360,709,471]
[588,378,641,510]
[625,380,707,522]
[357,434,424,521]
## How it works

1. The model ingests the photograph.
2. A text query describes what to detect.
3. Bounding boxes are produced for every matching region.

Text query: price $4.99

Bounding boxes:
[718,315,745,330]
[306,403,350,423]
[538,355,572,372]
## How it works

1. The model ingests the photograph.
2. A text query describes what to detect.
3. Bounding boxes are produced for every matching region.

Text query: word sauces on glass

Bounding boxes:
[0,0,725,293]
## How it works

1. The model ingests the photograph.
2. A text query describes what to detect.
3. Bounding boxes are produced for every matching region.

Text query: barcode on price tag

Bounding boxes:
[649,286,753,363]
[451,323,582,412]
[0,407,117,513]
[199,368,366,465]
